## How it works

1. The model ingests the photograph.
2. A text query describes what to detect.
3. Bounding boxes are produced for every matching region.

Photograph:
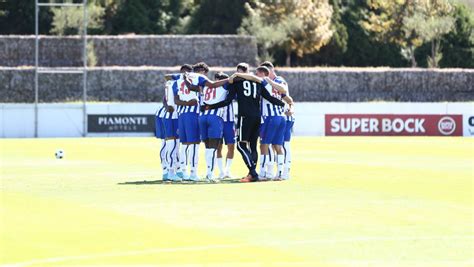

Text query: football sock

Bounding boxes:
[277,154,285,177]
[205,148,217,178]
[216,157,224,175]
[225,158,233,174]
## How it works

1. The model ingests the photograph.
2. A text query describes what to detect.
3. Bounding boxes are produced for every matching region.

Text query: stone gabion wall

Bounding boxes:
[0,35,258,67]
[1,67,472,103]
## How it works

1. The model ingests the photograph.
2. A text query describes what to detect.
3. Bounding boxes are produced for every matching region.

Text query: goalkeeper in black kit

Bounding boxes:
[202,66,286,182]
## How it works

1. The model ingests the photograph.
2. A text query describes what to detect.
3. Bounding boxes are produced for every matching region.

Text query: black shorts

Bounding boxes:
[236,116,260,142]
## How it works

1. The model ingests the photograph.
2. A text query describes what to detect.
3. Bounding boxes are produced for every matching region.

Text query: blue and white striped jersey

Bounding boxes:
[261,79,285,117]
[174,75,200,114]
[156,105,166,118]
[200,84,229,118]
[274,75,295,121]
[164,80,179,119]
[221,102,236,122]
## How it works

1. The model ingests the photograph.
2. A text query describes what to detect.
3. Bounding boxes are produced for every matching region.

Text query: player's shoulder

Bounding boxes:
[274,76,287,84]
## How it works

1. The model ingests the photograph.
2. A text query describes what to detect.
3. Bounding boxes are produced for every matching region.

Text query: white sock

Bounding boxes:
[225,158,233,174]
[188,144,199,176]
[165,139,178,175]
[179,144,188,175]
[277,154,284,177]
[259,154,266,176]
[205,148,216,178]
[266,147,274,177]
[172,140,180,173]
[284,141,291,176]
[160,140,168,174]
[216,157,224,175]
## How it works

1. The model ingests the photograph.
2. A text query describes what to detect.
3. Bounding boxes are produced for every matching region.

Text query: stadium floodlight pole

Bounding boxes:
[82,0,88,137]
[34,0,39,138]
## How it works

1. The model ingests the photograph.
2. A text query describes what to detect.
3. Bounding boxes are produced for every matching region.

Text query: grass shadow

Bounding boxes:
[118,178,243,185]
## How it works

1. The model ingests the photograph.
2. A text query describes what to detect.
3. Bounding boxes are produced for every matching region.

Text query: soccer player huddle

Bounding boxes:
[155,61,295,183]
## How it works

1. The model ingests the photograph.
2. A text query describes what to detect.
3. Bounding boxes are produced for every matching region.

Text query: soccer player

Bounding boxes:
[163,64,194,182]
[196,72,230,182]
[170,62,229,181]
[255,66,294,180]
[216,63,248,179]
[155,95,168,180]
[162,79,182,182]
[202,66,285,182]
[260,61,294,179]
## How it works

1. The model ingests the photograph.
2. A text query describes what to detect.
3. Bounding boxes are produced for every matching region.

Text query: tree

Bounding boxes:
[439,3,474,68]
[362,0,455,67]
[110,0,190,34]
[0,0,52,34]
[185,0,248,34]
[51,2,105,35]
[297,0,348,66]
[342,0,406,67]
[239,0,333,66]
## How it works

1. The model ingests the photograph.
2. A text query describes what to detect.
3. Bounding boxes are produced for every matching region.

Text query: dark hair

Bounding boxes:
[193,62,210,73]
[256,66,270,76]
[259,61,274,70]
[236,62,249,72]
[214,72,229,80]
[180,64,193,73]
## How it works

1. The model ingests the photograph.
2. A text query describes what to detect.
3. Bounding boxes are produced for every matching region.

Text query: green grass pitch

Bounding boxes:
[0,137,473,266]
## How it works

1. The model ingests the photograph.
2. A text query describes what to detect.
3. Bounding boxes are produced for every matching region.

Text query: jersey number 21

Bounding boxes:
[243,81,257,98]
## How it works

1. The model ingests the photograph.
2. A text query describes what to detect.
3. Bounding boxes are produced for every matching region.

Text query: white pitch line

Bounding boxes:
[2,235,473,267]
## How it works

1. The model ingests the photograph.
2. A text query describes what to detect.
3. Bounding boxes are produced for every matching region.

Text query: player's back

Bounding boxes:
[231,80,264,117]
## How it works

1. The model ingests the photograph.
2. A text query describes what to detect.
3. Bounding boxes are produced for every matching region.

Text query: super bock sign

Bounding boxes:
[88,114,155,133]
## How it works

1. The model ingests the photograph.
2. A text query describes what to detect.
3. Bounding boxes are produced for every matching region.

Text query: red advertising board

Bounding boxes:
[325,114,463,136]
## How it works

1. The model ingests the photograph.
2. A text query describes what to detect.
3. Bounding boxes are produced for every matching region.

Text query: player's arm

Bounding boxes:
[164,73,181,81]
[166,83,175,112]
[264,77,288,95]
[261,86,285,107]
[185,73,229,89]
[184,78,202,92]
[174,95,198,107]
[162,95,168,109]
[204,79,229,88]
[234,73,263,83]
[283,95,293,105]
[283,95,294,116]
[286,102,295,116]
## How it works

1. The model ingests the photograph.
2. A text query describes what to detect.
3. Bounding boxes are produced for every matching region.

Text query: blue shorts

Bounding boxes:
[284,120,294,142]
[178,112,200,143]
[223,121,236,144]
[155,116,165,139]
[163,118,179,139]
[260,116,286,145]
[199,114,223,141]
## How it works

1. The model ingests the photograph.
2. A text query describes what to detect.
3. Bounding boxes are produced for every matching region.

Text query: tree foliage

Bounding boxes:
[362,0,455,67]
[239,0,333,66]
[185,0,248,34]
[51,2,105,35]
[0,0,472,68]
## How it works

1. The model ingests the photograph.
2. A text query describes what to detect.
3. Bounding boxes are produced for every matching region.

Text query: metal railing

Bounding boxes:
[35,0,88,137]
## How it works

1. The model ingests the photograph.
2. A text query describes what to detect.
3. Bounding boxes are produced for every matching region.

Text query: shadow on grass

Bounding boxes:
[118,178,243,185]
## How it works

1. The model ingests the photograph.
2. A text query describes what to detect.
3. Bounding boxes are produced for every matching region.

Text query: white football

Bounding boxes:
[55,149,65,159]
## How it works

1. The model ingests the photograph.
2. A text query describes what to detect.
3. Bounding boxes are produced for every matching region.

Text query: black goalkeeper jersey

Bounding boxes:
[208,79,285,117]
